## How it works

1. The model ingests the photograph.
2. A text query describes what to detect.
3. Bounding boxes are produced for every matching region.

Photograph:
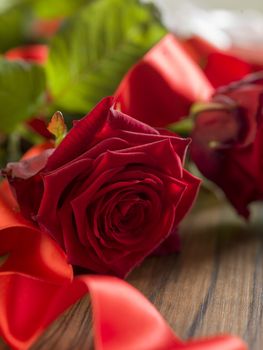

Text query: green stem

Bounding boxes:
[7,131,21,162]
[168,101,234,137]
[190,102,230,115]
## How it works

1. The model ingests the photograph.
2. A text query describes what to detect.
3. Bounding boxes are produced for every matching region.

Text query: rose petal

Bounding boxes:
[46,97,114,171]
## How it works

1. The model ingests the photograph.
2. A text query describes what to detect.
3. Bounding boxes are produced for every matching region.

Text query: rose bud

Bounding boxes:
[3,97,200,277]
[190,72,263,218]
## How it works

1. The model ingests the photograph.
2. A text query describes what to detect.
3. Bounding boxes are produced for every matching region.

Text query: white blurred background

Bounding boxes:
[143,0,263,64]
[152,0,263,11]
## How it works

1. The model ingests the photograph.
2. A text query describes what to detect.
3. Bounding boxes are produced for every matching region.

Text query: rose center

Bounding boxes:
[112,195,149,233]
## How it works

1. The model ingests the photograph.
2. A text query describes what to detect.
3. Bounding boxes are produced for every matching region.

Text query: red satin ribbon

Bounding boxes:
[179,35,263,91]
[114,33,263,126]
[115,34,213,127]
[0,179,247,350]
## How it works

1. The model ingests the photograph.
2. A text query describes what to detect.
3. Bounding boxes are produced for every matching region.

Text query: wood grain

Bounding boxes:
[1,190,263,349]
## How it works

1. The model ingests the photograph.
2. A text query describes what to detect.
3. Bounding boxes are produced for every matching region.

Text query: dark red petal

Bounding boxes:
[46,97,114,171]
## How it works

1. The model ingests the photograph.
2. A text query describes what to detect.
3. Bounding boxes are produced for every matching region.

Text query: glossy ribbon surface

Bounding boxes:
[115,34,213,127]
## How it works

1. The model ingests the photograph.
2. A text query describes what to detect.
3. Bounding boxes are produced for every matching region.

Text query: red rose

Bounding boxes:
[5,97,200,277]
[191,72,263,218]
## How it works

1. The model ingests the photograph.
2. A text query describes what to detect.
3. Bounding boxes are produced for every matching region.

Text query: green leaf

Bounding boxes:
[0,5,29,53]
[0,59,46,133]
[46,0,166,113]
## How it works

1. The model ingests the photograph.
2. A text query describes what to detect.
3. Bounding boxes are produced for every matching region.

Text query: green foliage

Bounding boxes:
[32,0,92,19]
[0,0,28,13]
[0,5,29,53]
[0,59,46,133]
[0,0,166,163]
[46,0,166,113]
[0,0,90,53]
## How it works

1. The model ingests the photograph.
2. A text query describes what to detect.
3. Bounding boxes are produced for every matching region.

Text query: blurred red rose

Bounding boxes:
[31,18,62,38]
[4,97,200,277]
[5,44,48,64]
[191,72,263,218]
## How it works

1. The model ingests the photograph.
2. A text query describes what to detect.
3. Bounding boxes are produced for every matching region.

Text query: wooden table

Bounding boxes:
[1,190,262,349]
